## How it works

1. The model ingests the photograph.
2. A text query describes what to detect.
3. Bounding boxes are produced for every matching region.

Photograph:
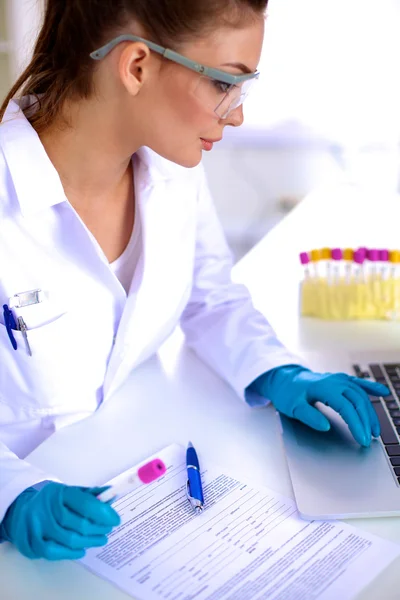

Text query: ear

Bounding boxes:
[118,42,152,96]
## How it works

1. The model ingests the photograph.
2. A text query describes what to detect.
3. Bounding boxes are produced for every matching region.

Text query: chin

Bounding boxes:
[155,147,203,169]
[176,153,202,168]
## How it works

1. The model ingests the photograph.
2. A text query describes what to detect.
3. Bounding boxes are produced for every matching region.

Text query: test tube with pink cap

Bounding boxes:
[353,248,366,283]
[299,251,311,280]
[97,458,167,503]
[299,251,316,316]
[366,248,380,281]
[331,248,343,283]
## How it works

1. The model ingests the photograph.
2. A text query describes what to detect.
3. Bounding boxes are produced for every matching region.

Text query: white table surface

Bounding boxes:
[1,182,400,600]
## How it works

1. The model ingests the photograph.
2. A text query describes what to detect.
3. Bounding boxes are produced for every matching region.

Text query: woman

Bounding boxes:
[0,0,388,560]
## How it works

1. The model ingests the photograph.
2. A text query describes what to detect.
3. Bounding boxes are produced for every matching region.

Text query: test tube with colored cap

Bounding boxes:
[353,249,367,315]
[389,250,400,318]
[310,248,322,279]
[97,458,167,503]
[357,247,368,260]
[299,252,313,316]
[343,248,354,260]
[366,249,381,312]
[320,247,331,281]
[389,250,400,279]
[353,249,366,282]
[331,248,343,283]
[379,249,389,280]
[367,248,380,282]
[299,252,311,280]
[343,248,354,282]
[377,249,390,310]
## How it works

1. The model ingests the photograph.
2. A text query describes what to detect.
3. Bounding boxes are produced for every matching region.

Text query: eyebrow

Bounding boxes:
[221,62,253,74]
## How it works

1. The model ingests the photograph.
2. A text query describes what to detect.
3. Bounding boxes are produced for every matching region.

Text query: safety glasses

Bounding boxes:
[90,34,260,119]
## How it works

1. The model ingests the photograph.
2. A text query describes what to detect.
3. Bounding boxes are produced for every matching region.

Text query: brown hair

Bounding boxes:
[0,0,268,133]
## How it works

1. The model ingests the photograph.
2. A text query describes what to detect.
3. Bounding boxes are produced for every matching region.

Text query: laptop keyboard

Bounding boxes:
[353,362,400,484]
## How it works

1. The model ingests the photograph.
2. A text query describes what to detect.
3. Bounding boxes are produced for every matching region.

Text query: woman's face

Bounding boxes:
[127,17,265,168]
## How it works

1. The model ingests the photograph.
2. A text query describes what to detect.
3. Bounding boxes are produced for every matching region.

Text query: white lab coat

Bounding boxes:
[0,97,300,522]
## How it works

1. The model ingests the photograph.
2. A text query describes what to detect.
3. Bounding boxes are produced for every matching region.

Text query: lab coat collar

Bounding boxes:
[135,145,191,184]
[0,96,189,217]
[0,96,68,217]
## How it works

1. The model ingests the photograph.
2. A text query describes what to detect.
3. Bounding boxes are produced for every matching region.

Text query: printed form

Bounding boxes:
[80,444,400,600]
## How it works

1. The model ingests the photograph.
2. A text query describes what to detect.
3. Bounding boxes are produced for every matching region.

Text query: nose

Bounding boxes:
[221,105,244,127]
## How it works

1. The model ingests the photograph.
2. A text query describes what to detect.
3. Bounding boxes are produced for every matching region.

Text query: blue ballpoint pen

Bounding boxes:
[3,304,17,350]
[186,442,204,513]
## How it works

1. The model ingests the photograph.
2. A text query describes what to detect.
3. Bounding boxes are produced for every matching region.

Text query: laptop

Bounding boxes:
[280,349,400,520]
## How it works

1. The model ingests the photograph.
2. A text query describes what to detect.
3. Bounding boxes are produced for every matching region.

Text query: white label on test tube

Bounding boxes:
[379,249,389,280]
[353,250,365,283]
[331,248,343,283]
[299,252,310,280]
[97,458,166,503]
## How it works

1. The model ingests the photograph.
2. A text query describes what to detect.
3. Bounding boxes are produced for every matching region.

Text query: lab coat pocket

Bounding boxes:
[0,311,105,414]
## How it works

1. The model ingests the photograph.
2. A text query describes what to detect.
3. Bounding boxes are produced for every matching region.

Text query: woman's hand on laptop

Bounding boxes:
[248,365,390,447]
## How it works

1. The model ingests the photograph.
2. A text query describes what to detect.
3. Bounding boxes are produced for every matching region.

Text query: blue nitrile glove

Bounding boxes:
[0,482,120,560]
[249,365,390,447]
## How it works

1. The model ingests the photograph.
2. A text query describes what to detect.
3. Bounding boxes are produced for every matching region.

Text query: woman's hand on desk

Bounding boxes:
[249,365,390,447]
[0,482,120,560]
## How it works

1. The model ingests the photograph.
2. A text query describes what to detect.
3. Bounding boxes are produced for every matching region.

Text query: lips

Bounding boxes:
[200,138,222,143]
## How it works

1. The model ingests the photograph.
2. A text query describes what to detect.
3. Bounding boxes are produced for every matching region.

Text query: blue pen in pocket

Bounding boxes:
[3,304,18,350]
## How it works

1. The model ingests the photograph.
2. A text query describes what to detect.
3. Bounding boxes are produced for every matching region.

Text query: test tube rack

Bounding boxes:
[299,247,400,320]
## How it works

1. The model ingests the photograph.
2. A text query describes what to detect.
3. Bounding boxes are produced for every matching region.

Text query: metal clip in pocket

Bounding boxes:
[9,289,44,309]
